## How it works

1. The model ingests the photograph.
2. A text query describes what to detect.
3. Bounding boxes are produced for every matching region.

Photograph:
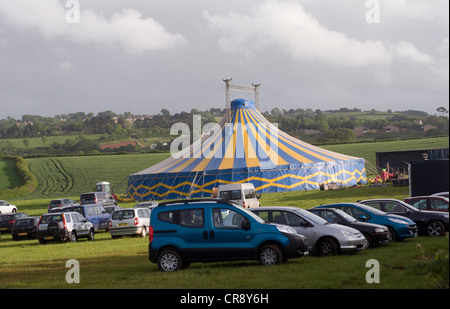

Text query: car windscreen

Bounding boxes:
[112,210,135,220]
[293,208,329,225]
[80,194,95,201]
[40,214,63,224]
[14,218,36,227]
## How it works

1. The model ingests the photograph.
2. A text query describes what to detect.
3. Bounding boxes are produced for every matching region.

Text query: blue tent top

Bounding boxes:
[128,99,367,200]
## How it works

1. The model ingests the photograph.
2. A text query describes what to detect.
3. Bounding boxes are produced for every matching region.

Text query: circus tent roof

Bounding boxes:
[127,99,366,200]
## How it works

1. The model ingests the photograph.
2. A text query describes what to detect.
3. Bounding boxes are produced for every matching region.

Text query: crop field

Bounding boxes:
[25,153,170,198]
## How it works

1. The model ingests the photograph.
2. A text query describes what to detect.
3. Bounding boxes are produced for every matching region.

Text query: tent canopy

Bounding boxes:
[128,99,366,200]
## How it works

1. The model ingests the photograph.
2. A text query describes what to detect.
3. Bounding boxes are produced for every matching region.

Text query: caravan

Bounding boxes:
[216,183,260,208]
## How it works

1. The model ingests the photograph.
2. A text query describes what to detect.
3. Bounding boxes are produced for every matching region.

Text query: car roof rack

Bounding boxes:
[158,198,236,207]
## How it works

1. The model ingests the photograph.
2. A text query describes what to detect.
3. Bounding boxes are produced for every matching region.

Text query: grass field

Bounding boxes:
[0,137,448,291]
[1,185,448,290]
[0,158,22,191]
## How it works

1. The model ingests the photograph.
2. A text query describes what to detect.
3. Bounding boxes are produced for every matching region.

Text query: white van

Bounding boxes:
[216,183,260,208]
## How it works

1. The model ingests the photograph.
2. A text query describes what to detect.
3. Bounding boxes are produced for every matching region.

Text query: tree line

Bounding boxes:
[0,107,448,156]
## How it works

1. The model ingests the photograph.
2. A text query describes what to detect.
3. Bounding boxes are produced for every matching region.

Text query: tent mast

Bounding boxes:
[223,78,261,119]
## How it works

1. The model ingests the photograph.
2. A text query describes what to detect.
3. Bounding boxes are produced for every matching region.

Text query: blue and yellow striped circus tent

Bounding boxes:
[127,99,366,200]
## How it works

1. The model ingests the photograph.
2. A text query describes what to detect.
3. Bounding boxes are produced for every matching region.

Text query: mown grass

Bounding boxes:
[0,231,447,289]
[1,185,448,289]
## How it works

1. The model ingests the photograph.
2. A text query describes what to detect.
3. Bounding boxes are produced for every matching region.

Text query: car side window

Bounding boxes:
[385,202,406,212]
[433,200,448,210]
[213,208,246,229]
[65,214,72,223]
[179,209,204,228]
[412,199,427,210]
[364,202,382,210]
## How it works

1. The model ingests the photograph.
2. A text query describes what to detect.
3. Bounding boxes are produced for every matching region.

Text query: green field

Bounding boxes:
[0,187,448,290]
[0,157,22,191]
[1,137,448,290]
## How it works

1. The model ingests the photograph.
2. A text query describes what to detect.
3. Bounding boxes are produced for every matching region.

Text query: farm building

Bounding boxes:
[127,98,367,200]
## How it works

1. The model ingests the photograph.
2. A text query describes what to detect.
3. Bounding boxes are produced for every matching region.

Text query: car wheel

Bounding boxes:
[387,227,397,242]
[317,237,339,256]
[427,220,445,236]
[140,226,147,237]
[259,244,283,265]
[69,231,77,242]
[362,233,372,249]
[87,229,95,241]
[157,249,183,272]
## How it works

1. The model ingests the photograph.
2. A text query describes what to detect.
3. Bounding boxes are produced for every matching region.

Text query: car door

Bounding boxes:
[209,207,255,259]
[73,213,89,236]
[175,208,210,260]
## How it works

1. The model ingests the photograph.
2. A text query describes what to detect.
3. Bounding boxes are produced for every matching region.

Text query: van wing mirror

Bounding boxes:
[241,219,251,230]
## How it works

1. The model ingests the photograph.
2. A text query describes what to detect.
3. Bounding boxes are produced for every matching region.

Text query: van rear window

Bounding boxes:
[220,190,241,200]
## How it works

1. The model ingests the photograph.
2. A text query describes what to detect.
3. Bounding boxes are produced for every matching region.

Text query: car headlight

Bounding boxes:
[375,227,386,233]
[277,225,297,234]
[443,214,449,219]
[340,230,357,238]
[388,218,409,225]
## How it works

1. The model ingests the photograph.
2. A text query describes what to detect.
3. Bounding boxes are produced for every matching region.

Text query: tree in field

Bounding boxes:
[436,107,448,117]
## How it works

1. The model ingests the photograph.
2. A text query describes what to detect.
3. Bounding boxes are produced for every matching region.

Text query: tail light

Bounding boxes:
[108,220,112,228]
[243,201,247,208]
[134,217,139,225]
[62,214,67,229]
[149,225,153,242]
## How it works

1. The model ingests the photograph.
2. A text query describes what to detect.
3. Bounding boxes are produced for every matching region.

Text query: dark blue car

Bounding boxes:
[312,203,418,241]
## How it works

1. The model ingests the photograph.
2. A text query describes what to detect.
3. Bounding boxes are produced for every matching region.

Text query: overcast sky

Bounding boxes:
[0,0,448,119]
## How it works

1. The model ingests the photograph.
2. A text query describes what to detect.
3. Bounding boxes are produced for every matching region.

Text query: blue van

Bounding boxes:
[57,204,111,231]
[148,199,308,271]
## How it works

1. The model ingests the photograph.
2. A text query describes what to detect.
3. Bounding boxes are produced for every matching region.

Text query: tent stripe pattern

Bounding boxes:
[127,99,367,200]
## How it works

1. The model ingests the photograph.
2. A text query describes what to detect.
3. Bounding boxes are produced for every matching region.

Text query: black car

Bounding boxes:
[0,212,30,233]
[358,199,449,236]
[308,207,391,248]
[12,217,40,240]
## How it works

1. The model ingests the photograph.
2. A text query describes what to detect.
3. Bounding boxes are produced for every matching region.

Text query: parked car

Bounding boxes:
[0,200,17,214]
[48,198,77,212]
[109,208,151,238]
[404,196,449,213]
[251,206,367,256]
[432,192,449,198]
[50,204,111,231]
[12,217,40,240]
[308,207,391,248]
[149,199,308,271]
[0,212,30,233]
[313,203,418,241]
[358,199,449,236]
[134,201,158,209]
[37,212,95,244]
[80,191,116,206]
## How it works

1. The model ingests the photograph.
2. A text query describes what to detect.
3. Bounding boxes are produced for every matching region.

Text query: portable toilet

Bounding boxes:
[96,181,113,195]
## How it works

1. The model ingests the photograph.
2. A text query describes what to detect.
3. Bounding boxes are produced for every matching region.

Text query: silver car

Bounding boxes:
[251,206,367,256]
[109,208,150,238]
[37,212,95,244]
